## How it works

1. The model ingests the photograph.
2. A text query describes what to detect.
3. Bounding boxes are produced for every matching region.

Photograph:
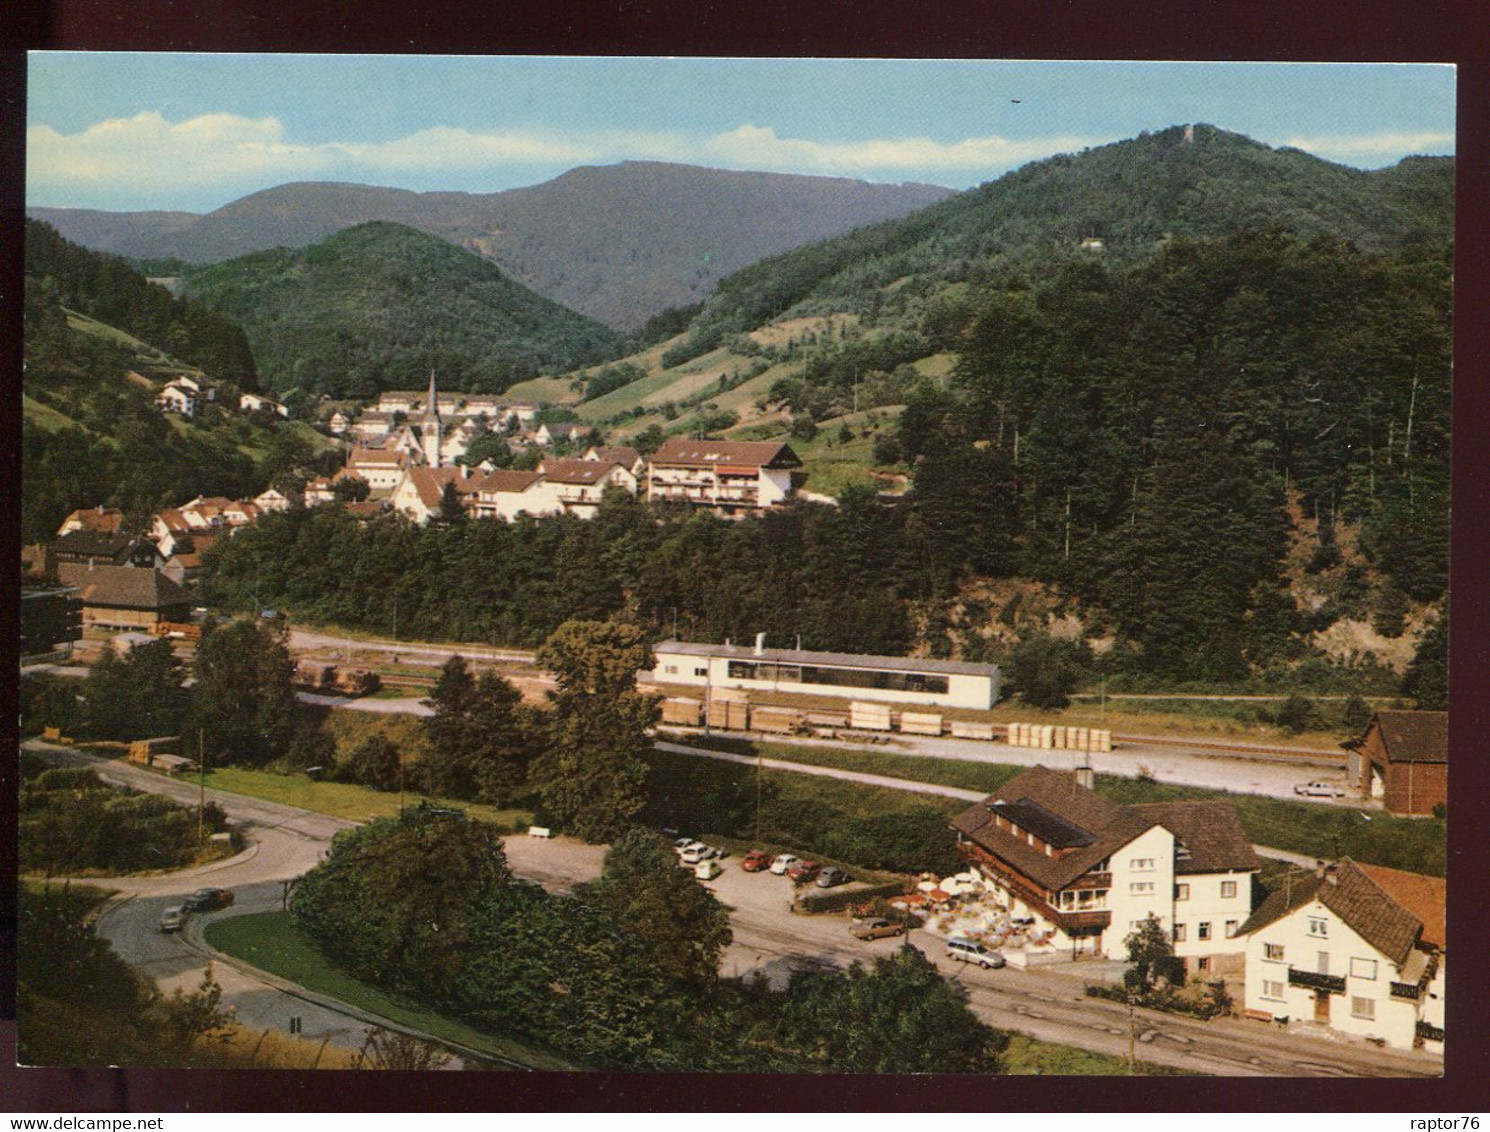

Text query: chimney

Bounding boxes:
[1314,859,1327,878]
[1073,763,1094,791]
[755,632,766,656]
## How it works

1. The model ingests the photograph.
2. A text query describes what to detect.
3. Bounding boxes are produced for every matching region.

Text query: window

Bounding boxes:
[1175,883,1190,901]
[1129,882,1155,895]
[1317,952,1330,976]
[1308,916,1329,937]
[1264,943,1285,961]
[664,665,678,675]
[1351,997,1375,1020]
[1225,920,1239,938]
[1351,958,1378,981]
[1262,980,1285,1001]
[1221,881,1238,899]
[1130,857,1155,872]
[1172,923,1187,942]
[694,667,708,678]
[1197,922,1211,941]
[1197,957,1212,972]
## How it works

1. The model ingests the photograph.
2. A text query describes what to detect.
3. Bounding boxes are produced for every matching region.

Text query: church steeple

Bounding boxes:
[422,368,443,467]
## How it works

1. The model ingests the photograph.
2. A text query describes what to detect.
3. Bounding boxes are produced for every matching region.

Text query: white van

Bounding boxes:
[946,937,1005,969]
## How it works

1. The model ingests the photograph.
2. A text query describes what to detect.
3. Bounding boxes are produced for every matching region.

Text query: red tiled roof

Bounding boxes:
[1368,711,1448,764]
[1356,863,1446,950]
[1237,859,1424,966]
[650,438,802,469]
[61,507,124,535]
[588,446,642,468]
[402,467,484,510]
[56,564,192,611]
[540,458,623,486]
[476,470,542,495]
[348,447,409,468]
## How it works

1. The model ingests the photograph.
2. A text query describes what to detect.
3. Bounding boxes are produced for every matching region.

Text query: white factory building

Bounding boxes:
[652,639,1001,710]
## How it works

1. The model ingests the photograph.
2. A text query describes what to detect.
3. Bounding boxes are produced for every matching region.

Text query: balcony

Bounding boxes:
[1287,968,1346,994]
[1390,981,1422,1001]
[1416,1021,1445,1042]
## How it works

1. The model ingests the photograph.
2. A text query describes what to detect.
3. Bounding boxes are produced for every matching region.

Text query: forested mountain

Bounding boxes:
[22,221,331,543]
[26,220,259,388]
[663,125,1453,360]
[180,222,624,399]
[29,163,955,329]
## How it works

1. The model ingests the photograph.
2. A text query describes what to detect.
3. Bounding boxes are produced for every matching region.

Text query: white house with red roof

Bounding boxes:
[1239,858,1444,1052]
[646,438,803,515]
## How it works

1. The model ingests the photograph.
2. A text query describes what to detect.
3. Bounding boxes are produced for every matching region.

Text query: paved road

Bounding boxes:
[659,727,1364,807]
[25,741,1436,1077]
[290,628,534,666]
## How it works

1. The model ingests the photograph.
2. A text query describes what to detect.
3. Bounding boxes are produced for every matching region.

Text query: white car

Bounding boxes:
[675,840,707,857]
[680,844,719,865]
[769,854,800,875]
[694,860,722,881]
[1294,781,1346,798]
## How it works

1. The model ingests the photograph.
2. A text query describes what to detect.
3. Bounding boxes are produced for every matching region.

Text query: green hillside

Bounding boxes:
[666,125,1453,362]
[22,226,338,545]
[181,222,626,400]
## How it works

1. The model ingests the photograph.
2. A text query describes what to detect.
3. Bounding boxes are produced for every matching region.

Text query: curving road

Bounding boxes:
[24,741,1435,1077]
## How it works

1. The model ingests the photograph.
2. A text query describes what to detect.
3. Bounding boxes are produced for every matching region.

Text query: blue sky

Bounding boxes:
[27,55,1456,212]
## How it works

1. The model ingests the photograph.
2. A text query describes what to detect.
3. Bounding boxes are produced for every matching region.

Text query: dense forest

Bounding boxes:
[180,222,624,399]
[22,222,329,543]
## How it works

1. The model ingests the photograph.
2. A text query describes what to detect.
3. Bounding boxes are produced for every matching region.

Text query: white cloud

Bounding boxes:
[1278,130,1455,162]
[27,110,1111,206]
[701,124,1105,177]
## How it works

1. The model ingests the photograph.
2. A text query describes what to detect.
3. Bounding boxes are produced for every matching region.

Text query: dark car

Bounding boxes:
[816,866,851,888]
[183,887,234,912]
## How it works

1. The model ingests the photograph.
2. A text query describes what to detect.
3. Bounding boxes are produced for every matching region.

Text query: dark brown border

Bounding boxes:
[4,0,1488,1114]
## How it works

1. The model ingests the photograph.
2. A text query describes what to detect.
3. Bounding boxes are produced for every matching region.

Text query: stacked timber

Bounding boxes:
[752,706,806,734]
[900,711,944,736]
[660,697,703,727]
[850,701,893,731]
[951,721,996,741]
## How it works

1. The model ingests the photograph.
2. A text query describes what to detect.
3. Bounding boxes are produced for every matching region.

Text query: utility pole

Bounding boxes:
[197,728,206,844]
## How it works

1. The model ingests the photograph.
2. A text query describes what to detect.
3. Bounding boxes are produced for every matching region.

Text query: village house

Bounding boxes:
[253,488,294,513]
[56,563,193,637]
[951,765,1259,976]
[1344,710,1447,816]
[584,445,647,478]
[646,438,803,516]
[240,392,289,417]
[1239,859,1444,1053]
[345,447,411,490]
[536,458,637,518]
[155,380,198,418]
[51,530,162,571]
[302,477,339,506]
[57,506,124,537]
[375,391,424,414]
[350,411,398,443]
[389,465,486,524]
[327,410,352,435]
[471,469,548,521]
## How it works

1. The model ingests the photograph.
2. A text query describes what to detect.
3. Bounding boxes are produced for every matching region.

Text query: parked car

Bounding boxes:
[1294,781,1347,798]
[816,866,850,888]
[183,887,234,912]
[769,854,800,875]
[946,937,1005,969]
[741,850,773,872]
[788,860,823,884]
[850,918,906,940]
[694,860,723,881]
[675,839,707,857]
[158,906,188,933]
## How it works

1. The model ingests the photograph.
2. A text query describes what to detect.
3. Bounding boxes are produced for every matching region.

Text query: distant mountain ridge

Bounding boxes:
[28,162,956,329]
[180,221,624,399]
